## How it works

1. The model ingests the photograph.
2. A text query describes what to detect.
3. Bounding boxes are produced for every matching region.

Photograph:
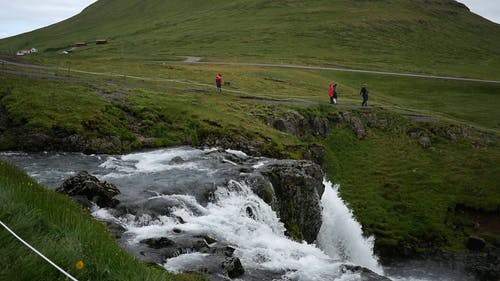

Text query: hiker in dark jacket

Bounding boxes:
[360,85,368,107]
[215,73,223,93]
[329,82,338,104]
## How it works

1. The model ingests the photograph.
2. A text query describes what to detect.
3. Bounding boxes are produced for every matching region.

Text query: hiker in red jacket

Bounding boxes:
[215,73,223,93]
[329,82,338,104]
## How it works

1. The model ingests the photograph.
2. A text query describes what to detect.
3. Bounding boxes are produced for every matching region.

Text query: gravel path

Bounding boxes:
[179,60,500,84]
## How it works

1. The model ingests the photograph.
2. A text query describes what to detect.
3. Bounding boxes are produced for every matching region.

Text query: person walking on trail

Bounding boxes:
[215,73,223,93]
[329,82,338,104]
[360,85,369,107]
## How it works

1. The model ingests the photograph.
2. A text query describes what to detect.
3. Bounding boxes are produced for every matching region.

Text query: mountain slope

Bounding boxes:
[1,0,500,79]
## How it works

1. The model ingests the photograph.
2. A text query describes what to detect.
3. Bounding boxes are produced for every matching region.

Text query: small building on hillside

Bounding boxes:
[16,48,38,56]
[75,42,87,47]
[96,39,108,45]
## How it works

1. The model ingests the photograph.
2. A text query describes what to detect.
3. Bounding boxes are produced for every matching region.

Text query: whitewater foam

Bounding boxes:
[101,179,372,280]
[318,180,383,275]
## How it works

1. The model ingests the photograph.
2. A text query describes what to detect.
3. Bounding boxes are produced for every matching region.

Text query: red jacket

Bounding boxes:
[329,83,337,97]
[216,75,222,86]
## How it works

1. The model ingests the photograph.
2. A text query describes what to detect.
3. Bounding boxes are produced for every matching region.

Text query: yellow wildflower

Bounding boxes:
[76,260,84,270]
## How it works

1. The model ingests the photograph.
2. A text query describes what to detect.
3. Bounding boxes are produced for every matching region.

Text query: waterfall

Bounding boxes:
[112,179,360,280]
[2,148,474,280]
[1,148,387,280]
[317,180,383,275]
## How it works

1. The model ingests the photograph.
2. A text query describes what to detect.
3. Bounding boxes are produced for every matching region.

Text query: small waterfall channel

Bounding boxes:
[1,147,473,281]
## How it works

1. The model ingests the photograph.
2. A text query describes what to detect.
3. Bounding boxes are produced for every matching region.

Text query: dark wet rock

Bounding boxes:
[302,143,326,168]
[19,133,51,151]
[309,116,329,137]
[128,233,242,278]
[172,228,182,234]
[62,134,86,151]
[408,129,432,148]
[56,171,120,208]
[142,237,176,249]
[222,246,236,257]
[239,167,253,173]
[245,174,277,206]
[194,235,218,245]
[139,137,156,148]
[270,111,307,137]
[362,112,391,130]
[341,112,365,139]
[350,116,366,139]
[246,206,256,219]
[86,136,122,154]
[260,160,324,243]
[60,134,123,154]
[467,236,486,251]
[342,265,391,281]
[269,112,330,140]
[140,196,182,217]
[223,257,245,279]
[176,216,186,224]
[272,118,291,133]
[169,156,185,164]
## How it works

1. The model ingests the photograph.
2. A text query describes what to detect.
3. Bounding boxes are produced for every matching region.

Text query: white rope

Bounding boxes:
[0,220,79,281]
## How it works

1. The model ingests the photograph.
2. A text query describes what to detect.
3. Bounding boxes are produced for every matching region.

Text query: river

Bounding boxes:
[0,147,474,281]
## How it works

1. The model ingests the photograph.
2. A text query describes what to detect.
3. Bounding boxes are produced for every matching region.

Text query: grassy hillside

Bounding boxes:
[1,0,500,79]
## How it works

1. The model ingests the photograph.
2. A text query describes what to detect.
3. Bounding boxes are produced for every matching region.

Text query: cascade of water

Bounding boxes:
[317,180,383,275]
[113,180,358,280]
[0,148,478,281]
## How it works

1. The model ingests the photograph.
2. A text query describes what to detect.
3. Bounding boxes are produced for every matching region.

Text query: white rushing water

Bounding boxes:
[318,181,383,275]
[94,177,383,280]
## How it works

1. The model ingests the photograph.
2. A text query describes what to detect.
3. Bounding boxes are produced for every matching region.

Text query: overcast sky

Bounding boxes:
[0,0,499,39]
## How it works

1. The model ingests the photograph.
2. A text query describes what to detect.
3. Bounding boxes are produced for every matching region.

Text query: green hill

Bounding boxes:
[1,0,500,79]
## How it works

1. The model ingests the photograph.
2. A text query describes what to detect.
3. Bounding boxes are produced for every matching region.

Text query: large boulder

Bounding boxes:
[222,257,245,279]
[467,236,486,251]
[270,111,307,137]
[309,116,330,138]
[56,171,120,208]
[260,160,324,243]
